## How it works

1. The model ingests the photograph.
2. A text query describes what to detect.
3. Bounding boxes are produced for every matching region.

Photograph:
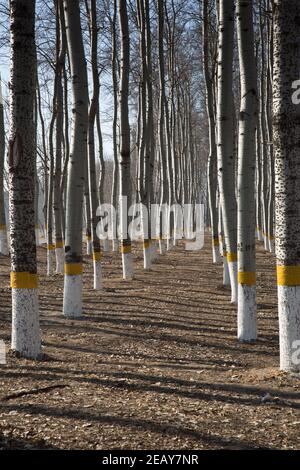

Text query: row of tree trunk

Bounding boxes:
[3,0,300,373]
[204,0,300,371]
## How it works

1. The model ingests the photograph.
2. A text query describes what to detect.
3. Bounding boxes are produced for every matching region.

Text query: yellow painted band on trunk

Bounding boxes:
[213,238,219,247]
[10,272,38,289]
[64,263,83,275]
[93,251,102,261]
[238,271,256,286]
[143,240,150,249]
[47,244,55,251]
[121,245,131,254]
[0,224,6,230]
[268,235,274,241]
[277,265,300,286]
[55,241,64,249]
[86,236,91,241]
[227,252,237,263]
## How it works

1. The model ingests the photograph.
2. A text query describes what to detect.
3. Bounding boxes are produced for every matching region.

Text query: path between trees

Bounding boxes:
[0,235,299,449]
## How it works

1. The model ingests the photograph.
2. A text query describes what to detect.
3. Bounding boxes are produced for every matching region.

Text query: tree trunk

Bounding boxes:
[86,0,102,289]
[9,0,41,358]
[119,0,133,279]
[46,87,56,275]
[236,0,258,342]
[52,0,66,273]
[96,109,108,252]
[63,0,89,317]
[216,0,237,303]
[203,0,220,264]
[0,74,8,255]
[111,0,119,253]
[157,0,168,255]
[273,0,300,371]
[36,75,48,237]
[136,0,153,269]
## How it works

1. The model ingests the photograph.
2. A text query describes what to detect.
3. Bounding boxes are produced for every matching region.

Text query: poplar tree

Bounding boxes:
[236,0,258,342]
[0,74,8,255]
[273,0,300,371]
[119,0,133,279]
[216,0,237,303]
[9,0,41,358]
[62,0,89,317]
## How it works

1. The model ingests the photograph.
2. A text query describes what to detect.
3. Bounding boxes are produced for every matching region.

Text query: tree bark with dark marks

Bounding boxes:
[0,73,8,255]
[273,0,300,371]
[9,0,41,359]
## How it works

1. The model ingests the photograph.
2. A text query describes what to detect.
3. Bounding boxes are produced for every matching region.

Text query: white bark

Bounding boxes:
[278,286,300,371]
[93,259,102,290]
[0,74,8,256]
[216,0,237,302]
[47,248,55,276]
[63,274,82,318]
[11,288,40,359]
[55,247,64,274]
[223,257,230,287]
[236,0,258,341]
[273,0,300,371]
[63,0,89,316]
[0,228,8,255]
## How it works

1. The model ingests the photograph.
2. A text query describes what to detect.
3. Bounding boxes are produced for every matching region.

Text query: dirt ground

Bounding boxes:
[0,235,299,450]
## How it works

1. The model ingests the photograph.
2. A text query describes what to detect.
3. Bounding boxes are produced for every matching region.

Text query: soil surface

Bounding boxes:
[0,235,300,450]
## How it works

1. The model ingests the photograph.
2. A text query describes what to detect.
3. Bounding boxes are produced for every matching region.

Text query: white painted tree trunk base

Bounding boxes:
[35,228,40,246]
[112,239,119,252]
[0,229,9,255]
[213,245,222,264]
[268,238,275,254]
[223,257,230,286]
[166,238,173,251]
[237,284,257,342]
[122,252,134,279]
[257,229,263,241]
[63,274,83,317]
[143,246,152,270]
[47,250,55,275]
[55,247,64,274]
[11,288,41,359]
[219,238,224,255]
[102,239,109,252]
[150,241,157,261]
[159,240,166,255]
[278,285,300,372]
[263,236,268,251]
[228,261,238,303]
[93,260,102,290]
[86,240,92,256]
